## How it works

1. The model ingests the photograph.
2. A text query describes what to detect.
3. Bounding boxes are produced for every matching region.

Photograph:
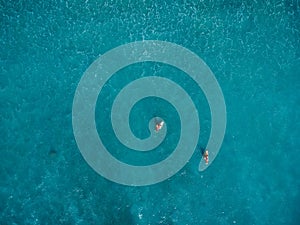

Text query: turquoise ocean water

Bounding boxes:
[1,0,300,224]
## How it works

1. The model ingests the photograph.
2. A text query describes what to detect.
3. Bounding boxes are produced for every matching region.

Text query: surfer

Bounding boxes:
[155,121,164,132]
[203,150,209,164]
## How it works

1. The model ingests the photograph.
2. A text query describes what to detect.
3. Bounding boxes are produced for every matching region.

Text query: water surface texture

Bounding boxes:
[1,0,300,224]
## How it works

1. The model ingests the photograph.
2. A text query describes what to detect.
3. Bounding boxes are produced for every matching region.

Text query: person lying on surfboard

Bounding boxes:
[203,150,209,164]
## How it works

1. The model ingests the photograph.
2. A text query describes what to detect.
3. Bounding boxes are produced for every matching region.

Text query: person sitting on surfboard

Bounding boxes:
[203,150,209,164]
[155,121,164,132]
